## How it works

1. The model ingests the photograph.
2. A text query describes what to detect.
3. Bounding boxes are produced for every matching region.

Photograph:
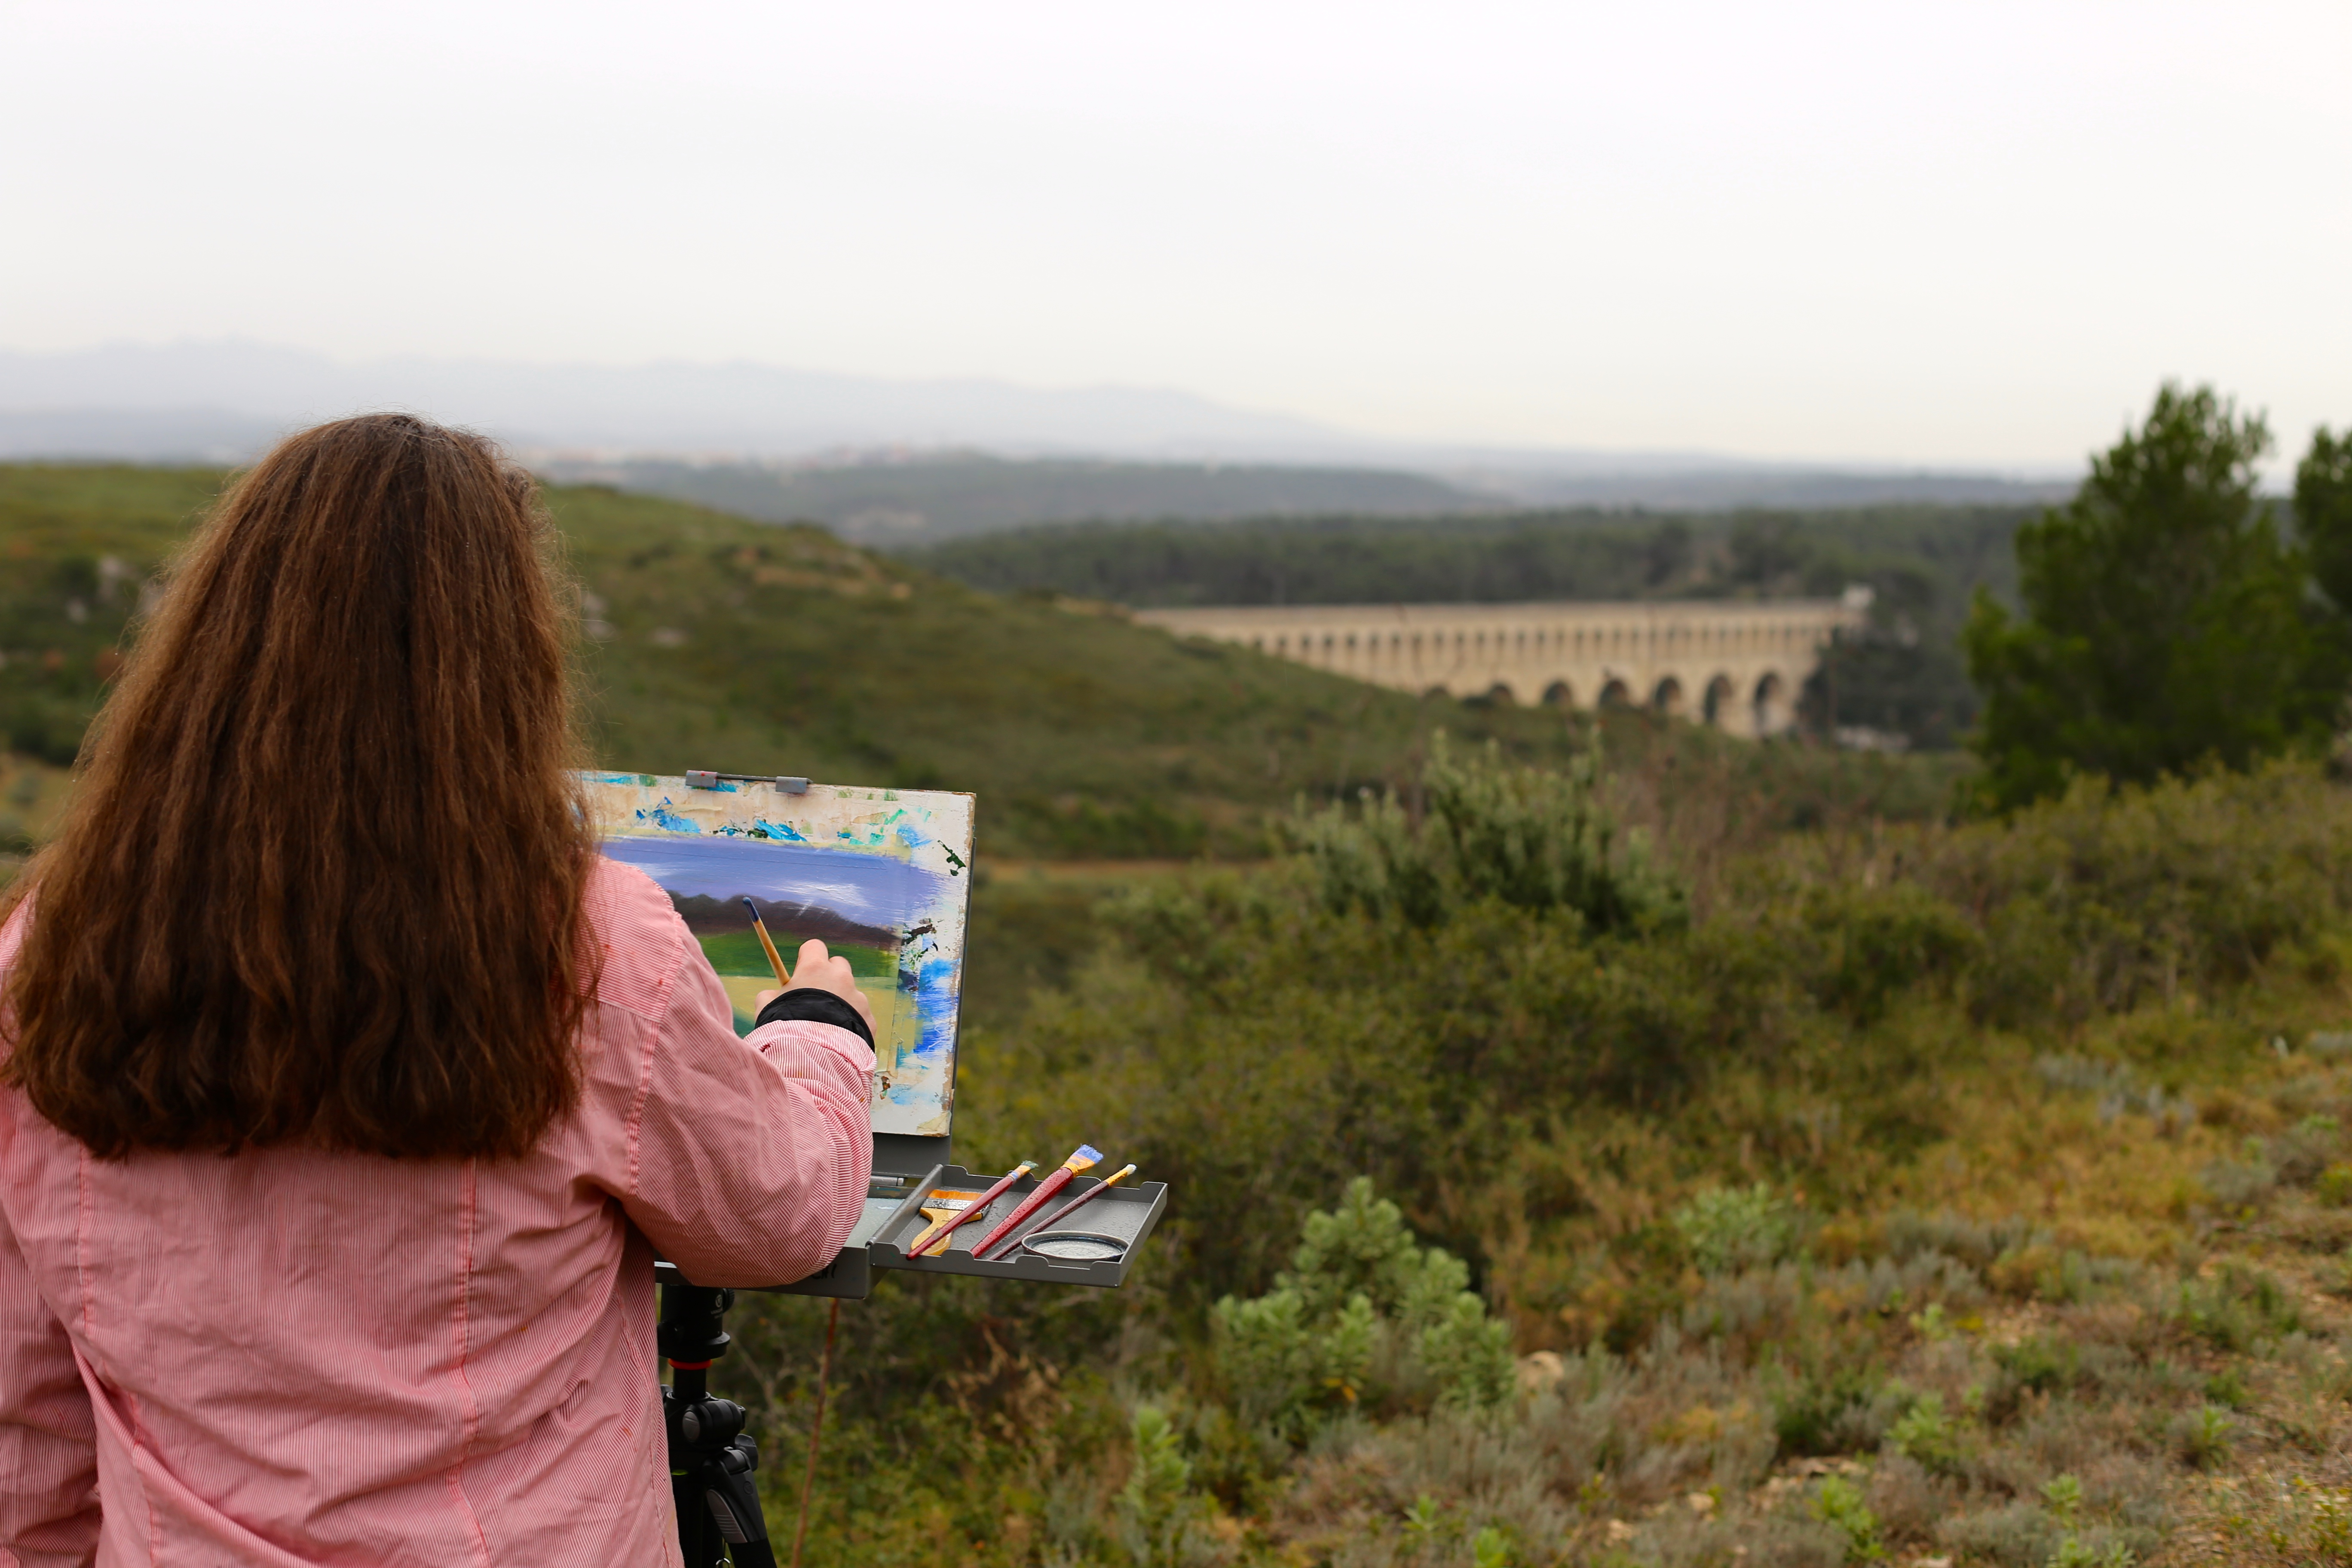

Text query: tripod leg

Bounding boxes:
[699,1436,779,1568]
[662,1279,781,1566]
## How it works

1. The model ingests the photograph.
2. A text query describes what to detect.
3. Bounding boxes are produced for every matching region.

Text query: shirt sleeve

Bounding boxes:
[619,931,876,1289]
[0,1187,99,1568]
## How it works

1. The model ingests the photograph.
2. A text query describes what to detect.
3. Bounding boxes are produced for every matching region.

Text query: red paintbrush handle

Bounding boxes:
[912,1164,1032,1256]
[1026,1173,1122,1236]
[970,1168,1075,1259]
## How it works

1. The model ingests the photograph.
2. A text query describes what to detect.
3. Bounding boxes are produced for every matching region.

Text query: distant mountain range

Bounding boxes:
[0,341,2076,529]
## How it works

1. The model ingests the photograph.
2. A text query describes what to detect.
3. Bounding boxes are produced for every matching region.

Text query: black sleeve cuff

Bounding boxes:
[753,989,877,1053]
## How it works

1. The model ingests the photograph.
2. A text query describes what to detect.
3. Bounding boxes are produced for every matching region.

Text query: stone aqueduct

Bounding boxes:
[1134,597,1867,738]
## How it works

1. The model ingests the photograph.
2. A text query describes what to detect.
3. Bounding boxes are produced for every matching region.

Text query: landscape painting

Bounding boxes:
[581,773,975,1138]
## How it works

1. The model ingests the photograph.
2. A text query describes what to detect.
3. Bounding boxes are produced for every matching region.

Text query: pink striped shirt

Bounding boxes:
[0,858,876,1566]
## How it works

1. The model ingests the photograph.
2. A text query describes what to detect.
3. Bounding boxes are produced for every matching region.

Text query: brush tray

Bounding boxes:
[867,1164,1168,1289]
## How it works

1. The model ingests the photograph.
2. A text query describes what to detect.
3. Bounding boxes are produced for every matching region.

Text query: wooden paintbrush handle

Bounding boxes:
[1025,1167,1132,1237]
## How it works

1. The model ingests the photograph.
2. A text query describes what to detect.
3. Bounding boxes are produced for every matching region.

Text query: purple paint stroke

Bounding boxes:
[598,831,952,933]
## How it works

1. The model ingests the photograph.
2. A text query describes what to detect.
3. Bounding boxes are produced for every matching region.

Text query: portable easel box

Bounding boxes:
[583,770,1168,1300]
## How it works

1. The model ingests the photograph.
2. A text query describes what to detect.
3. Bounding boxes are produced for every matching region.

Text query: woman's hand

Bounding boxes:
[756,938,876,1034]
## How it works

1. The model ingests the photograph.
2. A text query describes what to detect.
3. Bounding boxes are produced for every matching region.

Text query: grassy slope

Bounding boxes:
[0,464,1966,864]
[548,482,1592,857]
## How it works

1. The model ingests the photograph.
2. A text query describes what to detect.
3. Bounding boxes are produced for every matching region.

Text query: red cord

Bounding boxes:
[790,1298,841,1568]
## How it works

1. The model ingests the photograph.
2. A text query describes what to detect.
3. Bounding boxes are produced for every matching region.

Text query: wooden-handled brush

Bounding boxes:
[1003,1163,1135,1251]
[741,897,791,988]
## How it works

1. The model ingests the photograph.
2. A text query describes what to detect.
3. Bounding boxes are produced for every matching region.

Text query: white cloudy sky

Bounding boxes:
[2,0,2346,468]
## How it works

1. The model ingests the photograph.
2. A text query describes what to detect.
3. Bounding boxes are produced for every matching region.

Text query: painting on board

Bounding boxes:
[581,773,975,1139]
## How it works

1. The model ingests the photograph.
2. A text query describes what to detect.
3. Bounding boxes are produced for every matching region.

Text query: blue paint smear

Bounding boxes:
[756,819,808,842]
[589,771,643,785]
[707,781,741,793]
[909,956,958,1061]
[638,802,701,833]
[895,824,929,849]
[598,831,954,929]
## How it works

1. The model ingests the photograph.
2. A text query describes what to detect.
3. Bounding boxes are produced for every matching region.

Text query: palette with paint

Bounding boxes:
[586,771,1167,1298]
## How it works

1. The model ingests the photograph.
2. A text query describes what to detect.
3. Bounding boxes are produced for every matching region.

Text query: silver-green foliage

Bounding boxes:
[1671,1183,1796,1274]
[1293,735,1686,934]
[1810,1476,1886,1563]
[1212,1178,1516,1439]
[1118,1406,1220,1568]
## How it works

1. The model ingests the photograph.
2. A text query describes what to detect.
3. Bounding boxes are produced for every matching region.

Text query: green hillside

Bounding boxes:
[0,464,1964,861]
[5,464,1944,862]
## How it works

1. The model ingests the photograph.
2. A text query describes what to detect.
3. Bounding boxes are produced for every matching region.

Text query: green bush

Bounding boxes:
[1118,1406,1222,1568]
[2171,1265,2301,1351]
[2318,1163,2352,1207]
[1772,1366,1887,1457]
[1672,1185,1797,1275]
[1294,735,1686,934]
[1811,1476,1886,1563]
[1210,1179,1515,1439]
[1888,1392,1963,1474]
[2173,1404,2236,1469]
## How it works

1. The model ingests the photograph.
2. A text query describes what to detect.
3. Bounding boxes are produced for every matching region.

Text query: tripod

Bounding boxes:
[660,1277,778,1568]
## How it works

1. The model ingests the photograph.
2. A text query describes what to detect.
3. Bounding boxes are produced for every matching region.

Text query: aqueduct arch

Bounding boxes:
[1134,595,1866,738]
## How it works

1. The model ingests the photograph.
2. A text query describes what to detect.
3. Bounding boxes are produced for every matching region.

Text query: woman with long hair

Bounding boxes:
[0,415,876,1564]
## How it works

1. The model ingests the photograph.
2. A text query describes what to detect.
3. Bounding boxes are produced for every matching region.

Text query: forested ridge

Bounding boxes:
[908,505,2032,750]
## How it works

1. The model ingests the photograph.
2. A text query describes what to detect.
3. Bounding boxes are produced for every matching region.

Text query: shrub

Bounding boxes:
[1119,1406,1223,1568]
[1416,1294,1517,1414]
[2170,1264,2301,1351]
[1212,1287,1375,1440]
[1937,1501,2060,1568]
[1673,1185,1796,1275]
[2171,1405,2234,1469]
[2317,1163,2352,1207]
[1295,735,1686,934]
[1887,1392,1963,1474]
[1793,879,1982,1025]
[1211,1179,1516,1436]
[1773,1366,1890,1457]
[2273,1115,2344,1186]
[2049,1534,2137,1568]
[1810,1476,1886,1563]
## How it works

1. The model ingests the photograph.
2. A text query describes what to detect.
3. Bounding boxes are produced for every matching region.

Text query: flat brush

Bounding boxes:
[741,897,791,988]
[907,1161,1036,1257]
[968,1145,1102,1260]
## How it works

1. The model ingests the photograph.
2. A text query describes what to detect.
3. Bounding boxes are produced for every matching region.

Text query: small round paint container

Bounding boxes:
[1020,1230,1128,1263]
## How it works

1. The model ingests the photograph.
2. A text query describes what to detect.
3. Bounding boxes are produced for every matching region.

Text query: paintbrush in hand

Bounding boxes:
[741,897,791,988]
[968,1145,1102,1259]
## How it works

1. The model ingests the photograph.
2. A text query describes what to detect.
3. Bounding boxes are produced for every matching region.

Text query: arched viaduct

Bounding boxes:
[1133,596,1868,738]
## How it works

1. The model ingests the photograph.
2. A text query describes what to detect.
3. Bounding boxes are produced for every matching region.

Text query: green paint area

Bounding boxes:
[695,929,895,980]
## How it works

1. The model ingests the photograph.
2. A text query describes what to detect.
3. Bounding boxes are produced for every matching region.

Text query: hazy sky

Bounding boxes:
[3,0,2346,469]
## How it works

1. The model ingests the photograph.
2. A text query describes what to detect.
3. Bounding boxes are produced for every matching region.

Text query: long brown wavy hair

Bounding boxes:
[1,414,599,1160]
